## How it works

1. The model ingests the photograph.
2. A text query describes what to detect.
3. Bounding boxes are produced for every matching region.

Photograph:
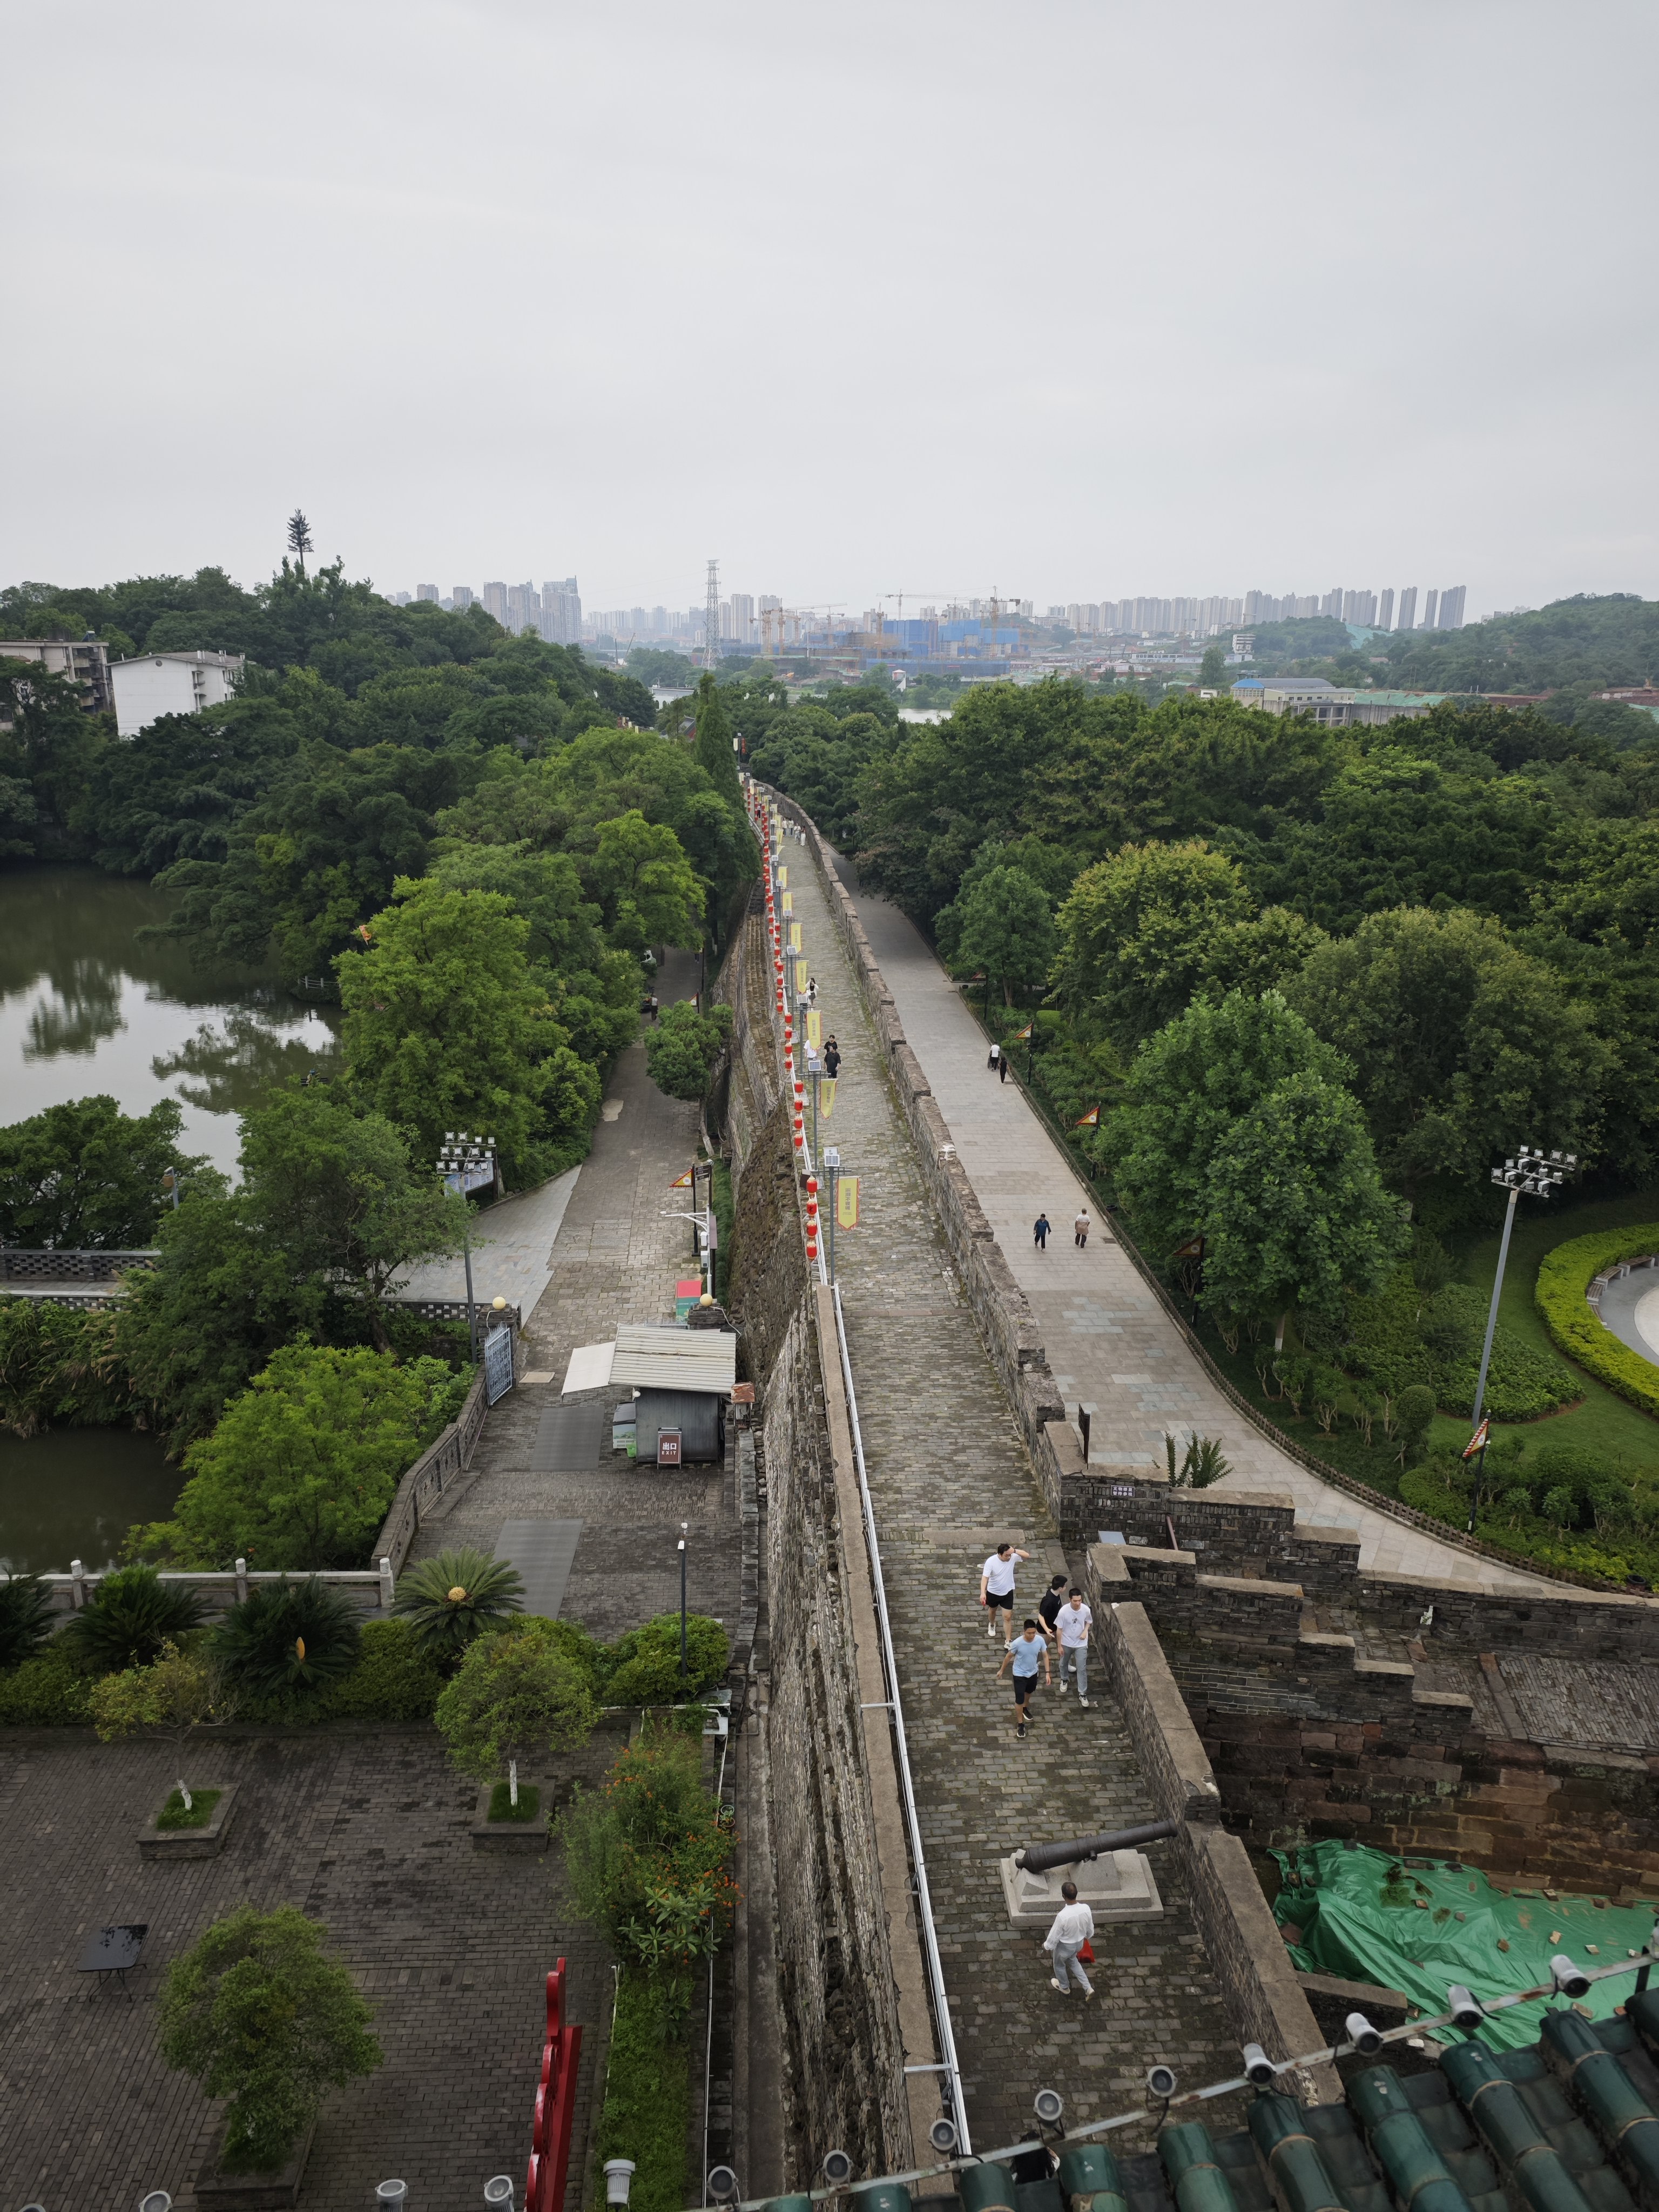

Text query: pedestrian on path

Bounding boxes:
[824,1038,841,1078]
[1034,1212,1050,1250]
[1056,1588,1094,1707]
[996,1616,1052,1739]
[999,1050,1009,1083]
[979,1541,1030,1636]
[1043,1881,1096,1998]
[807,975,818,1006]
[988,1041,1001,1073]
[1038,1572,1068,1643]
[1074,1208,1090,1248]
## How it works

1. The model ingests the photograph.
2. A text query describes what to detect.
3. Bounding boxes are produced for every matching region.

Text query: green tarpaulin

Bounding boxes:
[1272,1842,1658,2051]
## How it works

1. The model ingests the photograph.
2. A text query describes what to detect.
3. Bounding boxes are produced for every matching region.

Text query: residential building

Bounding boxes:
[1232,677,1433,726]
[506,583,539,635]
[453,586,475,612]
[482,582,510,627]
[729,593,755,643]
[1320,588,1343,618]
[1397,585,1418,631]
[1343,589,1378,625]
[1438,584,1467,629]
[539,578,581,645]
[1422,589,1440,630]
[1378,588,1394,631]
[393,591,412,605]
[415,584,439,603]
[110,649,245,739]
[0,636,116,723]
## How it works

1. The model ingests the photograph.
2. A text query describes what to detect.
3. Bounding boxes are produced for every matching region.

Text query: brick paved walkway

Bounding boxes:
[832,860,1557,1594]
[786,852,1250,2153]
[0,1725,619,2210]
[413,950,744,1647]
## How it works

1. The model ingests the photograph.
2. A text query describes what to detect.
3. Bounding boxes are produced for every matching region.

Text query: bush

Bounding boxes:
[0,1297,137,1435]
[158,1905,381,2174]
[59,1564,207,1675]
[1535,1228,1659,1419]
[392,1546,524,1660]
[590,1970,690,2212]
[0,1573,54,1668]
[644,1001,733,1102]
[317,1616,444,1721]
[603,1613,729,1705]
[434,1622,597,1799]
[1420,1283,1579,1419]
[1395,1384,1437,1464]
[212,1578,362,1715]
[0,1642,93,1724]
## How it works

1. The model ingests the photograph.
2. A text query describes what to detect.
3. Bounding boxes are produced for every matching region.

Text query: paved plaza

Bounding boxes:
[0,1725,618,2210]
[785,851,1252,2154]
[828,853,1557,1594]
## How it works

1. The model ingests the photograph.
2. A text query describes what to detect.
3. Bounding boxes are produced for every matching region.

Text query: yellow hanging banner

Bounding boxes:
[818,1076,835,1120]
[777,866,788,888]
[794,958,809,992]
[835,1174,860,1229]
[806,1010,822,1046]
[781,892,793,913]
[788,924,802,950]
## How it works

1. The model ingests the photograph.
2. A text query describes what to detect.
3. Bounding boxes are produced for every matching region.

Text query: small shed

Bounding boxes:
[634,1388,723,1465]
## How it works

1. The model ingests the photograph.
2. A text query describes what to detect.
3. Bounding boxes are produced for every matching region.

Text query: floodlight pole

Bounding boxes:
[1466,1145,1575,1530]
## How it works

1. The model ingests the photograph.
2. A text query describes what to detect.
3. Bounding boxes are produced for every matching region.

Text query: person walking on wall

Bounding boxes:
[996,1616,1052,1740]
[979,1541,1030,1637]
[1074,1208,1090,1248]
[1055,1587,1094,1708]
[824,1038,841,1078]
[807,975,818,1007]
[1034,1212,1050,1251]
[999,1049,1009,1083]
[988,1040,1001,1073]
[1044,1880,1095,1998]
[1038,1572,1067,1645]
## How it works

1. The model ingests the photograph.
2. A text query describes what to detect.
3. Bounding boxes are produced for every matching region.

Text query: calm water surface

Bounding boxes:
[0,864,340,1178]
[0,1427,183,1573]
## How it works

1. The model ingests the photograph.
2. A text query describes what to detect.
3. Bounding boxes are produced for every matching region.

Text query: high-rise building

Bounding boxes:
[393,591,412,606]
[1378,588,1394,631]
[1396,586,1417,632]
[482,582,510,628]
[506,583,539,635]
[415,583,439,603]
[1321,589,1343,619]
[729,593,755,643]
[539,578,581,645]
[1422,589,1440,631]
[1438,585,1467,629]
[452,586,474,612]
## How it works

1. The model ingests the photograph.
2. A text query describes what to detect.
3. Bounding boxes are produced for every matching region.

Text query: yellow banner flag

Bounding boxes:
[794,957,809,992]
[777,866,788,888]
[781,892,793,913]
[836,1174,860,1230]
[818,1076,835,1120]
[806,1010,822,1046]
[670,1170,694,1188]
[788,923,802,950]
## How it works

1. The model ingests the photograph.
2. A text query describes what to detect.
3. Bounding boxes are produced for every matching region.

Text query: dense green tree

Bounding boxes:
[952,865,1057,1004]
[1054,841,1255,1039]
[338,880,601,1178]
[0,1095,203,1248]
[83,699,300,874]
[1288,906,1610,1211]
[0,656,110,859]
[585,808,705,954]
[644,1000,733,1101]
[1198,644,1228,688]
[435,1622,597,1804]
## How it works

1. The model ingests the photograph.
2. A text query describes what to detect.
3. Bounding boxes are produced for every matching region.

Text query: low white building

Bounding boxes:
[111,650,246,738]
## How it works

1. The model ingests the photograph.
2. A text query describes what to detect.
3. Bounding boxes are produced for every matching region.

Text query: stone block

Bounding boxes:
[196,2119,315,2208]
[997,1848,1164,1928]
[470,1782,550,1852]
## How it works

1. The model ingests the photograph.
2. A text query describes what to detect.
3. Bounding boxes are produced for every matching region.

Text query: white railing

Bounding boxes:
[22,1556,396,1620]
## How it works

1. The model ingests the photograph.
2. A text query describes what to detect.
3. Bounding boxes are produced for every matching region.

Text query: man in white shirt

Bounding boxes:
[978,1542,1030,1637]
[1044,1880,1095,1999]
[1055,1588,1094,1708]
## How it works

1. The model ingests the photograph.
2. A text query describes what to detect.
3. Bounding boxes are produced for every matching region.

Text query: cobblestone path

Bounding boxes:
[412,949,743,1648]
[784,843,1249,2154]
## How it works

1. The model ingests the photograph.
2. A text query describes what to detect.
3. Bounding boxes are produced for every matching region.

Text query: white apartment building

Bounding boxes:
[111,649,245,738]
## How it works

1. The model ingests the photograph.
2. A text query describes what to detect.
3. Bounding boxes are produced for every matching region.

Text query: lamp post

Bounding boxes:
[678,1522,689,1689]
[1465,1144,1576,1530]
[160,1169,186,1211]
[436,1131,497,1358]
[822,1147,840,1285]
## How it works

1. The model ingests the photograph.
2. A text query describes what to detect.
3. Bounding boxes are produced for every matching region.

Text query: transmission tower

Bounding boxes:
[704,559,720,670]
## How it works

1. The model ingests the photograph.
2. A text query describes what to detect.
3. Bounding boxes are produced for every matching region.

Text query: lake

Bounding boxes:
[0,863,339,1178]
[0,1426,183,1574]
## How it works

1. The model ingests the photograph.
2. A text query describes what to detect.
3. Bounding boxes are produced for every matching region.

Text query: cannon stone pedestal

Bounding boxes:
[999,1847,1163,1928]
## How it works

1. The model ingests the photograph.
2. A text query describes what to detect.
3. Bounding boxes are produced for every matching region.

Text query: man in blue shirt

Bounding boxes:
[994,1616,1052,1740]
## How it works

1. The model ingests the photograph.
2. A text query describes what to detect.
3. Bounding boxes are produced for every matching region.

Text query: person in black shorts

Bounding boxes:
[979,1541,1030,1637]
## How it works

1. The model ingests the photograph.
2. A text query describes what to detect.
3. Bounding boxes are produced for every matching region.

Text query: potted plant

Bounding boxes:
[159,1904,381,2208]
[435,1622,596,1851]
[90,1638,240,1858]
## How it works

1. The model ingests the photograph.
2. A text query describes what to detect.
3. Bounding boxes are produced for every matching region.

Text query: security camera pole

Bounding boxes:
[1465,1145,1576,1530]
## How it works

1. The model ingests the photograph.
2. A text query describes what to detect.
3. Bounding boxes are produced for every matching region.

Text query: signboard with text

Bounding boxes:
[657,1428,683,1466]
[836,1175,860,1230]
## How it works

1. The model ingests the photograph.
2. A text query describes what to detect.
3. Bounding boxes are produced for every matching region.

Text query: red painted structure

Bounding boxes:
[525,1959,583,2212]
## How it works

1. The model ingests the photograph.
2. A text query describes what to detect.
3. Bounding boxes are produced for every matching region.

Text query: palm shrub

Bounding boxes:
[0,1572,55,1669]
[1162,1433,1232,1490]
[158,1905,381,2174]
[61,1564,206,1675]
[212,1577,361,1714]
[392,1547,524,1661]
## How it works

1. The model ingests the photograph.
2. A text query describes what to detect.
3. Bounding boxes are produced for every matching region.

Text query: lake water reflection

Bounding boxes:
[0,865,339,1177]
[0,1426,183,1573]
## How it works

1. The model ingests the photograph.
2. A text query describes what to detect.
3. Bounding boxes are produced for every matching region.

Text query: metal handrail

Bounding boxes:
[831,1279,970,2155]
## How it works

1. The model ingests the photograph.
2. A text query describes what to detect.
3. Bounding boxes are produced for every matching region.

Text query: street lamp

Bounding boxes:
[1465,1144,1576,1529]
[678,1523,689,1689]
[822,1147,840,1284]
[436,1131,497,1357]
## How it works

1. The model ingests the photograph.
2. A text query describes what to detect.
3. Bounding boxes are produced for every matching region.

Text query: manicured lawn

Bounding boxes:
[157,1786,221,1831]
[486,1781,542,1823]
[1454,1188,1659,1471]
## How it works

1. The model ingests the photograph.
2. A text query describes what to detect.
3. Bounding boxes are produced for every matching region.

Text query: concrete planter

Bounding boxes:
[139,1782,240,1860]
[471,1781,549,1852]
[195,2118,315,2208]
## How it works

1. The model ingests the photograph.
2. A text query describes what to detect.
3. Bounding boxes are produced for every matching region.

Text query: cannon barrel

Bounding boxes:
[1015,1819,1178,1876]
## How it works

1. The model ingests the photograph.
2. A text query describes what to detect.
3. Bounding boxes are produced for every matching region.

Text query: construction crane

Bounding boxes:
[759,601,845,657]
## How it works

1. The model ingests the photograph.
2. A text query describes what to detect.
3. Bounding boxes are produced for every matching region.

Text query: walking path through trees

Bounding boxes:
[821,853,1559,1595]
[787,847,1251,2152]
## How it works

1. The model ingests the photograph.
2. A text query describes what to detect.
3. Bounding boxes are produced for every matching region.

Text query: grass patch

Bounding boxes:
[591,1971,690,2212]
[1457,1187,1659,1470]
[709,1156,734,1306]
[486,1781,541,1823]
[157,1787,221,1831]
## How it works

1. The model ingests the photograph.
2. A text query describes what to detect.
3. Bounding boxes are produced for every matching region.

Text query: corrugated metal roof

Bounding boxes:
[610,1323,737,1394]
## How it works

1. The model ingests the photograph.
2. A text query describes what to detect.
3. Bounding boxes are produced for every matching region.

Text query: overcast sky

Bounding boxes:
[8,1,1655,622]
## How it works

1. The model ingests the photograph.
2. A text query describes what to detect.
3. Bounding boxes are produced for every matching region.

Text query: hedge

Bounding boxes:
[1535,1226,1659,1421]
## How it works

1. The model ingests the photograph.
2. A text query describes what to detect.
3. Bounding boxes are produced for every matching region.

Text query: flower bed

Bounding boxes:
[1536,1227,1659,1420]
